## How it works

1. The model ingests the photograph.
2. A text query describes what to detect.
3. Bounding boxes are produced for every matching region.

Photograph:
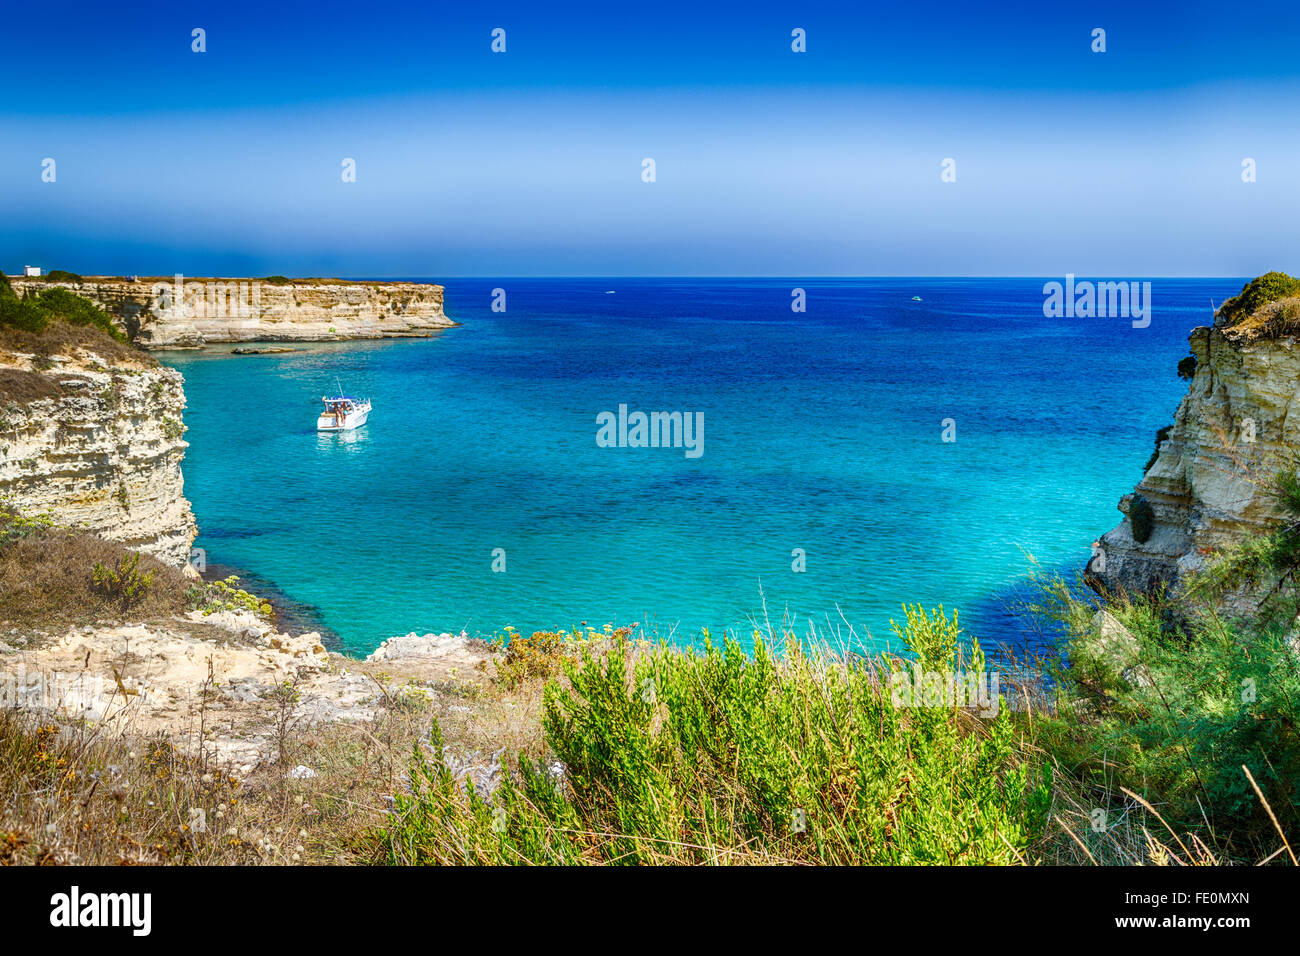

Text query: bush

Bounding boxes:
[381,606,1051,865]
[0,284,125,342]
[44,269,83,283]
[1142,425,1172,475]
[1039,589,1300,859]
[0,502,54,543]
[0,295,50,334]
[1218,271,1300,326]
[0,525,188,626]
[495,626,629,688]
[1177,355,1197,380]
[190,575,273,618]
[91,552,155,610]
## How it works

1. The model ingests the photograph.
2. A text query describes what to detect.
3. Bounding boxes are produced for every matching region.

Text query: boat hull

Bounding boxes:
[317,406,370,431]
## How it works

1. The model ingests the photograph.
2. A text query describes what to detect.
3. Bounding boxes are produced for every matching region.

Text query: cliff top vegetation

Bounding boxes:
[0,270,151,375]
[1216,271,1300,341]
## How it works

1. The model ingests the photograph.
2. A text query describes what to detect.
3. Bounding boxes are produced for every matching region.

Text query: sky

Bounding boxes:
[2,0,1299,277]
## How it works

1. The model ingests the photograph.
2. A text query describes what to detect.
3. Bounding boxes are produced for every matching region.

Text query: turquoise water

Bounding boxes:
[160,278,1240,657]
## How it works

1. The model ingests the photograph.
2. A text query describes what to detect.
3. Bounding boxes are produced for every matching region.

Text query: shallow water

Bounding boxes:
[160,277,1238,657]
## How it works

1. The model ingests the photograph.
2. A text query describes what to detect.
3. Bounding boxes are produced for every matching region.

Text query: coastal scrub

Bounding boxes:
[381,606,1051,865]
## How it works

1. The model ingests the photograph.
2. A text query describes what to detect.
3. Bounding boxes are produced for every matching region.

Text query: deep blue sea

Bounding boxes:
[158,277,1243,658]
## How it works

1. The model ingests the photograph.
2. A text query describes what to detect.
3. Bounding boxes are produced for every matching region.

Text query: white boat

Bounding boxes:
[317,395,371,431]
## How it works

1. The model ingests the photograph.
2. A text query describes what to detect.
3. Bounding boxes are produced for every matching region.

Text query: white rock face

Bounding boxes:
[366,631,474,662]
[0,342,198,568]
[1094,325,1298,597]
[11,277,454,349]
[0,615,500,774]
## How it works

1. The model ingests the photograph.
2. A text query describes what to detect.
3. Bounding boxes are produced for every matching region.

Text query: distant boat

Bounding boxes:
[911,295,923,301]
[605,290,616,294]
[318,395,371,431]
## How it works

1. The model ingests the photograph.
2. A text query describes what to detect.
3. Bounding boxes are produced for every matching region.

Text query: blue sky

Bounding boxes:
[2,0,1299,277]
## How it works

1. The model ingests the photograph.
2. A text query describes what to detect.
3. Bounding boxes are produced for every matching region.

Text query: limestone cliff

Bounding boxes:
[9,276,453,349]
[0,330,197,568]
[1092,323,1297,596]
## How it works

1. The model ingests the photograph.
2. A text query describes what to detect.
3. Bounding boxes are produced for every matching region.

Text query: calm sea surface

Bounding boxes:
[159,277,1241,657]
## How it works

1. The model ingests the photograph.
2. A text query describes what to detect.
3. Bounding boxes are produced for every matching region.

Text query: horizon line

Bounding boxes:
[8,272,1256,282]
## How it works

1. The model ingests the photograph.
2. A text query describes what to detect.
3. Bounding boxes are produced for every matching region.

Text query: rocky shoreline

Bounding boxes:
[0,615,499,775]
[0,278,491,777]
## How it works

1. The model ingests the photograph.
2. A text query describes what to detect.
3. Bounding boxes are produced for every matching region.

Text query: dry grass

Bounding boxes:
[0,649,542,865]
[0,368,65,405]
[0,530,191,629]
[1220,296,1300,343]
[0,319,152,368]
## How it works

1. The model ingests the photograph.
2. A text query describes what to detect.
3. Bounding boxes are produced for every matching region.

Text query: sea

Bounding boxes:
[158,277,1243,658]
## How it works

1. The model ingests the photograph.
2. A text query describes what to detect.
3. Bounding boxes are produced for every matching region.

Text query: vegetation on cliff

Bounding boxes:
[1216,270,1300,340]
[0,503,270,628]
[0,503,189,626]
[1034,578,1300,862]
[383,610,1050,865]
[0,269,126,343]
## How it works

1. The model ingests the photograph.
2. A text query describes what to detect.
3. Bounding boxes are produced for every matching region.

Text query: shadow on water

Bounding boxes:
[203,562,344,653]
[962,559,1101,688]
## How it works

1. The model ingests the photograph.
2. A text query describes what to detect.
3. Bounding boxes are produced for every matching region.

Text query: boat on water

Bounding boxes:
[911,295,923,301]
[317,395,372,431]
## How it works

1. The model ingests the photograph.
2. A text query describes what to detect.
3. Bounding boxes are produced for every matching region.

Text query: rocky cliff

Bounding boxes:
[0,329,197,568]
[1092,323,1297,597]
[9,276,453,349]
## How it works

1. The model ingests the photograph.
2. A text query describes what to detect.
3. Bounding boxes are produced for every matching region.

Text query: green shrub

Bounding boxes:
[0,501,54,543]
[381,606,1050,865]
[31,287,123,341]
[1218,271,1300,326]
[1177,355,1197,380]
[189,575,273,618]
[1039,589,1300,858]
[0,284,125,342]
[44,269,83,283]
[0,295,51,334]
[495,626,629,689]
[91,552,155,610]
[1183,467,1300,625]
[1142,426,1172,475]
